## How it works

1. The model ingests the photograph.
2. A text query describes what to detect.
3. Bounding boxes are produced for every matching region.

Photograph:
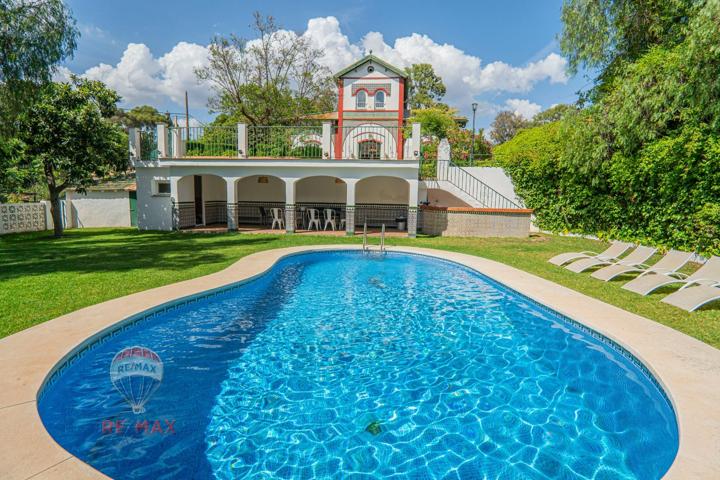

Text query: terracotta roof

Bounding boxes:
[303,112,338,121]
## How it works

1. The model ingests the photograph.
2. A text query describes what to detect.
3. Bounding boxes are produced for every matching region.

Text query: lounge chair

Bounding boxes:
[591,249,693,282]
[622,256,720,296]
[565,245,656,273]
[548,241,633,266]
[662,283,720,311]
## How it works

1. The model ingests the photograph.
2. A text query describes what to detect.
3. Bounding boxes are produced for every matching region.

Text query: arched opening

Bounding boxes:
[355,176,410,229]
[234,175,285,227]
[295,176,347,231]
[176,174,227,228]
[341,123,398,160]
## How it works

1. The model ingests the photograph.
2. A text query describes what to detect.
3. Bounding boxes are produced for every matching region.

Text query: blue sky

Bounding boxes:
[62,0,589,131]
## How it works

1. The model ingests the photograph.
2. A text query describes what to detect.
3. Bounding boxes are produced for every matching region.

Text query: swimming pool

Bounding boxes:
[38,251,678,479]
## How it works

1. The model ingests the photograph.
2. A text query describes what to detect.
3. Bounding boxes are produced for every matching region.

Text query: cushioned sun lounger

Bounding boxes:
[662,283,720,311]
[565,245,656,273]
[548,241,632,266]
[591,249,693,282]
[622,255,720,296]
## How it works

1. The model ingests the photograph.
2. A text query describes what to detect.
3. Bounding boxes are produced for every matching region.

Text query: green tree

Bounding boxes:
[490,111,530,144]
[560,0,697,93]
[195,12,335,125]
[0,0,78,130]
[531,104,577,126]
[405,63,447,110]
[112,105,171,128]
[16,79,128,237]
[406,107,457,139]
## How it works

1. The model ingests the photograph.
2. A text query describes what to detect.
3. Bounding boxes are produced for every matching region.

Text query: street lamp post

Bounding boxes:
[470,102,478,165]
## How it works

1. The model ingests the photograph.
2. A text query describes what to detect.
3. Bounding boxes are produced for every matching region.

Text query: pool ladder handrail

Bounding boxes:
[380,224,386,253]
[362,222,368,252]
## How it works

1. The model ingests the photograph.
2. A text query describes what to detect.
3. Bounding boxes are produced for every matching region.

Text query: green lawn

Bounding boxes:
[1,228,718,349]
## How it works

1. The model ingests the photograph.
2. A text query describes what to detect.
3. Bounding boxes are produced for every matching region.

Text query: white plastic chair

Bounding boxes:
[307,209,321,230]
[270,208,285,230]
[323,209,336,231]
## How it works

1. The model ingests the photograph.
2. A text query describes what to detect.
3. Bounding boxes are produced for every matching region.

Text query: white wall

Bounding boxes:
[66,190,130,228]
[356,176,409,204]
[203,175,227,201]
[296,176,346,203]
[236,175,285,202]
[463,167,524,207]
[342,69,401,112]
[136,166,173,230]
[425,189,471,208]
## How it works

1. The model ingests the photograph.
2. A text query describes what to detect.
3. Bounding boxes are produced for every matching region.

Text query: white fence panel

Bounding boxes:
[0,202,48,235]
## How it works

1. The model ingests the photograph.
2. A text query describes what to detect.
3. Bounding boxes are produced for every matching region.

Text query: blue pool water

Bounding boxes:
[39,251,678,479]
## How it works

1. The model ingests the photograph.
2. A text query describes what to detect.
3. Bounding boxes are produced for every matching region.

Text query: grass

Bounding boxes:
[1,228,718,349]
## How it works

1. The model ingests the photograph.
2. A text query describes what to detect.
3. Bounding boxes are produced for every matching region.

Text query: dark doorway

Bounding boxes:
[194,175,203,224]
[359,140,381,160]
[128,191,137,227]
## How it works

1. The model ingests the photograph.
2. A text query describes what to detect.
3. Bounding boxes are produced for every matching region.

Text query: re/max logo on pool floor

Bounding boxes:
[101,419,176,434]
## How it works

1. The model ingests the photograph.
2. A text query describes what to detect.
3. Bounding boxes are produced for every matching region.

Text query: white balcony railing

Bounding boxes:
[130,122,421,161]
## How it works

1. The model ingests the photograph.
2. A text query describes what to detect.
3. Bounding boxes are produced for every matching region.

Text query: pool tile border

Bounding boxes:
[0,245,718,479]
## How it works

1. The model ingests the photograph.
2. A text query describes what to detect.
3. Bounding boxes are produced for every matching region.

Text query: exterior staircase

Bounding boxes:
[426,158,522,209]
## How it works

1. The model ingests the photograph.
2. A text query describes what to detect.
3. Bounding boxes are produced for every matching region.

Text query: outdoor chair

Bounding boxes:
[548,241,633,266]
[307,209,321,230]
[623,255,720,296]
[565,245,656,273]
[270,208,285,230]
[591,249,693,282]
[323,209,337,231]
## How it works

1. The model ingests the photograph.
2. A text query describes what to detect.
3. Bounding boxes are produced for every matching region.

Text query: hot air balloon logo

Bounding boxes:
[109,346,163,414]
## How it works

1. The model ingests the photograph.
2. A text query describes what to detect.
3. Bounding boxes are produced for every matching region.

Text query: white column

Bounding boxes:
[344,179,357,236]
[225,178,238,231]
[237,123,247,158]
[171,128,185,158]
[284,179,296,233]
[321,122,332,159]
[407,178,419,238]
[437,138,451,180]
[128,127,140,159]
[411,122,421,160]
[157,123,168,157]
[170,176,181,230]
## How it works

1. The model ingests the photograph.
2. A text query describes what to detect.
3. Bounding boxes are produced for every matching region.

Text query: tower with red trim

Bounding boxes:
[331,53,408,160]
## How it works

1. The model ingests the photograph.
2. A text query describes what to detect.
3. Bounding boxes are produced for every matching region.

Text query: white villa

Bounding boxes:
[130,54,531,237]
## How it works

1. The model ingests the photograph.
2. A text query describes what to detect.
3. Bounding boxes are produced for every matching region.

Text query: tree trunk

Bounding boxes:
[49,189,64,238]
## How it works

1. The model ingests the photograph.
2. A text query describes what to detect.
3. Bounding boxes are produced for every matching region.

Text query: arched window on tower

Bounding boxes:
[374,91,385,109]
[356,91,367,109]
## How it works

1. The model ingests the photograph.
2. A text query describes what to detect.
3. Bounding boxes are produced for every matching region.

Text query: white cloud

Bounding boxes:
[52,66,74,83]
[505,98,542,120]
[301,18,567,107]
[82,42,209,108]
[63,16,567,114]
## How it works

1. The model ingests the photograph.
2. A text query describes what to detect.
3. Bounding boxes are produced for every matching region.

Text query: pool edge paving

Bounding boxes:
[0,245,718,480]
